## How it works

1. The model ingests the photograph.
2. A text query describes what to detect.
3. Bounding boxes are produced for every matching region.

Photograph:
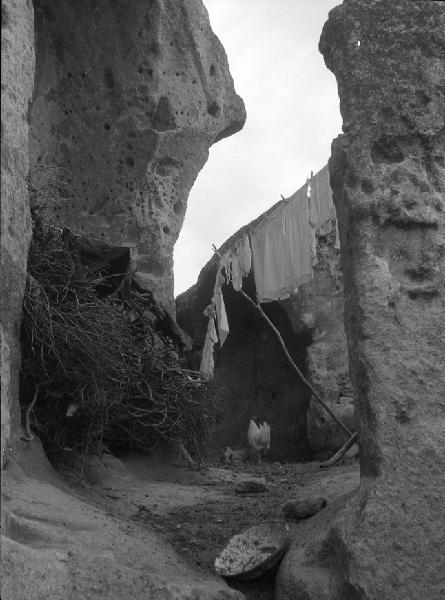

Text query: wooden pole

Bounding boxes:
[21,384,39,442]
[319,432,358,468]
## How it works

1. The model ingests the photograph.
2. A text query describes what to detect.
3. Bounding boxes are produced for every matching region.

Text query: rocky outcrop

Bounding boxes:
[1,0,35,465]
[282,228,353,455]
[177,206,351,460]
[1,0,244,464]
[29,0,245,309]
[2,453,245,600]
[313,1,445,598]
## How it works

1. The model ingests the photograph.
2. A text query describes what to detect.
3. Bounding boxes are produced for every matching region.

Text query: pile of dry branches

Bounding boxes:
[20,213,214,464]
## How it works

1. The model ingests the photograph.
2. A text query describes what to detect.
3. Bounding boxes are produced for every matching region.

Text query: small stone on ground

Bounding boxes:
[281,496,327,521]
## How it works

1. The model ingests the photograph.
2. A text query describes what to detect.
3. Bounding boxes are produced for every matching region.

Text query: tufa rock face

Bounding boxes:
[29,0,246,308]
[320,1,445,598]
[1,0,35,463]
[281,229,353,455]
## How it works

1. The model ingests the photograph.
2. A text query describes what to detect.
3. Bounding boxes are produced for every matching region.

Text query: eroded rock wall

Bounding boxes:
[319,1,445,597]
[1,0,35,462]
[29,0,245,309]
[282,228,353,455]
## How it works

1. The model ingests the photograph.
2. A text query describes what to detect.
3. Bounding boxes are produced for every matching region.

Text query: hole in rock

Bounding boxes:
[371,136,405,164]
[207,101,220,117]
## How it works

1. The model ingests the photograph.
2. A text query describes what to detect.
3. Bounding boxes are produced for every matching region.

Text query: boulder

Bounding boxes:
[234,477,268,494]
[281,497,327,521]
[276,493,354,600]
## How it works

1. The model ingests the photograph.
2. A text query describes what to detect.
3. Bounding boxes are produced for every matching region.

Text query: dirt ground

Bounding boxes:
[2,439,358,600]
[64,451,359,600]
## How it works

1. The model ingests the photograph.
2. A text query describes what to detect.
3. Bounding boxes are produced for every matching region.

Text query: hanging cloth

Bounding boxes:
[238,233,252,278]
[230,251,242,292]
[250,204,289,303]
[310,164,335,235]
[309,220,318,266]
[213,266,230,347]
[220,251,232,283]
[199,304,218,380]
[226,233,252,292]
[283,184,313,289]
[250,183,312,303]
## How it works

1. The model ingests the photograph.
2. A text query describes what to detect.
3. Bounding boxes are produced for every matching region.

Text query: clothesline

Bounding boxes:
[199,163,338,381]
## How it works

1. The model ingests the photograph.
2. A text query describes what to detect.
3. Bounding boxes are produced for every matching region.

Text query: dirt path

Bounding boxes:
[67,453,359,600]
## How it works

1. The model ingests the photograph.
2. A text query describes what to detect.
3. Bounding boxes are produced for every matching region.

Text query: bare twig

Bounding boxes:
[20,214,215,463]
[21,385,40,441]
[319,432,358,468]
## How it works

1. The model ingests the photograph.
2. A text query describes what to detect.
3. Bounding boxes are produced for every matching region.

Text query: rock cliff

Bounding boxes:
[1,0,35,465]
[308,1,444,598]
[1,0,244,457]
[29,0,245,309]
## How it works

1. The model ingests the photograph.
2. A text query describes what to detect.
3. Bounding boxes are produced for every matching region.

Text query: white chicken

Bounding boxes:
[247,418,271,464]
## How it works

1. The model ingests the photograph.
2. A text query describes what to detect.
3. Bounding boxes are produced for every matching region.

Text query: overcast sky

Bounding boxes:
[174,0,342,296]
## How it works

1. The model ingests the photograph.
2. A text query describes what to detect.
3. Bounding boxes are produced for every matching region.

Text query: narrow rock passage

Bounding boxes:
[65,453,359,600]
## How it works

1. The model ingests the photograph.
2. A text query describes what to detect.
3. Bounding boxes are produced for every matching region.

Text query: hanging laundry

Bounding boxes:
[199,304,218,380]
[230,251,242,291]
[309,221,318,266]
[213,267,230,346]
[220,251,232,282]
[310,164,335,235]
[283,184,313,288]
[220,233,252,293]
[250,204,288,303]
[250,184,313,303]
[238,233,252,278]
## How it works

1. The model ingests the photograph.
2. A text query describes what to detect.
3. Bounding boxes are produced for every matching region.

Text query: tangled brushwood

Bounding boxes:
[20,213,214,464]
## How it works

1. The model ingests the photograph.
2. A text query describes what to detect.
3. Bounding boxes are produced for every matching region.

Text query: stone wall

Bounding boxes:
[1,0,35,464]
[29,0,245,309]
[318,1,445,597]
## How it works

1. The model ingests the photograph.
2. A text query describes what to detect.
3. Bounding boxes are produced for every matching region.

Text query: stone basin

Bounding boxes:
[214,521,289,581]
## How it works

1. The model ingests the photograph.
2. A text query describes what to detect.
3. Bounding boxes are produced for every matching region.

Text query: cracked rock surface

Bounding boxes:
[30,0,245,308]
[315,1,445,598]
